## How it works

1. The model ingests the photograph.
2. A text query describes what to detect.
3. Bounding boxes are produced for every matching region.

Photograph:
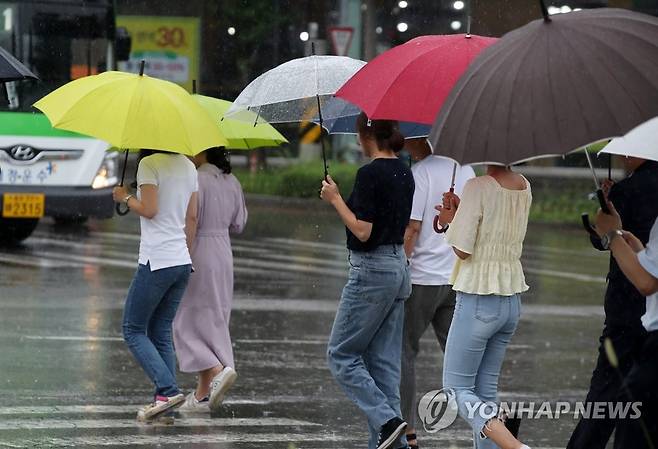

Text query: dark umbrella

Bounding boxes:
[428,6,658,168]
[0,46,37,82]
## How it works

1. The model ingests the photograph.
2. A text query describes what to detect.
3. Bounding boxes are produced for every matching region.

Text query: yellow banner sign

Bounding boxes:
[117,15,200,92]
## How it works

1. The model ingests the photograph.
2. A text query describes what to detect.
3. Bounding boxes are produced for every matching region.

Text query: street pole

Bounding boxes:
[362,0,377,60]
[340,0,362,59]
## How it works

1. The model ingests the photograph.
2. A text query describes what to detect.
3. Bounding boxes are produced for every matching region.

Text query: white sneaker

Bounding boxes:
[136,393,185,421]
[178,392,210,413]
[209,367,238,411]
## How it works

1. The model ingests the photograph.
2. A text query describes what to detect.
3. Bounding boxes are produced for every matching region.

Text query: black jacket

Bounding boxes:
[590,160,658,329]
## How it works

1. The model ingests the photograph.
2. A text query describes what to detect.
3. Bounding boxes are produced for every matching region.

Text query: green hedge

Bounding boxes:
[234,162,599,225]
[234,162,358,199]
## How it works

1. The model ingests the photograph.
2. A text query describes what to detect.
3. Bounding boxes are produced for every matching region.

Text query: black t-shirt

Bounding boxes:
[346,158,415,251]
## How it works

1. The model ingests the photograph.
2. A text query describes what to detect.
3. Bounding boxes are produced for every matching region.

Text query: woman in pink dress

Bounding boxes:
[173,147,247,412]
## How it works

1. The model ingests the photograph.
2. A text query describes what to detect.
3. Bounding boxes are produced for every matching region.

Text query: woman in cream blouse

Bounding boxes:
[437,165,533,449]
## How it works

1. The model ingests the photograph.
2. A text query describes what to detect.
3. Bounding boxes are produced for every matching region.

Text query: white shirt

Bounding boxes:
[409,156,475,285]
[136,153,198,271]
[637,219,658,332]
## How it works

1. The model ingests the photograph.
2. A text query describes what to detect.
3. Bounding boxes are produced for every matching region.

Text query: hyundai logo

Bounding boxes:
[8,145,37,161]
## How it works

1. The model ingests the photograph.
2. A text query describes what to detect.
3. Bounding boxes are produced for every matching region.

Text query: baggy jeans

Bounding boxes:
[123,262,192,397]
[327,244,412,449]
[401,284,456,430]
[442,292,521,449]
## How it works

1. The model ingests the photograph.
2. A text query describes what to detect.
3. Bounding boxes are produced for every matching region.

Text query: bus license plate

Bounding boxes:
[2,193,45,218]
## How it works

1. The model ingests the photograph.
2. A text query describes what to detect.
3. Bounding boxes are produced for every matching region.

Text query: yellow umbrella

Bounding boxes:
[192,94,287,150]
[34,69,228,156]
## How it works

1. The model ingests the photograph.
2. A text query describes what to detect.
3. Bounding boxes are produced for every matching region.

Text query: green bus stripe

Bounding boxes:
[0,111,86,138]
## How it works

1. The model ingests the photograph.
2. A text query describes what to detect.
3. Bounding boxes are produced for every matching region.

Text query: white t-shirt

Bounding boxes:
[136,153,198,271]
[637,218,658,332]
[409,156,475,285]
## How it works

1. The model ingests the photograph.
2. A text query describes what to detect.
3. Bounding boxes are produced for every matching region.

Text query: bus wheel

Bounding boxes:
[0,218,39,245]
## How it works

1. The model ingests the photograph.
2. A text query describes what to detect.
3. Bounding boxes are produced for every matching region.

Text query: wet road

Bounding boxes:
[0,196,611,448]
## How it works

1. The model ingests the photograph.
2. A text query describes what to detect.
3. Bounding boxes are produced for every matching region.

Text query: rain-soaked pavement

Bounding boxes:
[0,195,612,448]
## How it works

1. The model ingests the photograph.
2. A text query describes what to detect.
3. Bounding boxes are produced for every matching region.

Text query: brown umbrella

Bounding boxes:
[428,5,658,167]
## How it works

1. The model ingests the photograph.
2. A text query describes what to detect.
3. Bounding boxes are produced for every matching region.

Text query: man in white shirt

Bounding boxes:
[401,138,474,448]
[595,204,658,449]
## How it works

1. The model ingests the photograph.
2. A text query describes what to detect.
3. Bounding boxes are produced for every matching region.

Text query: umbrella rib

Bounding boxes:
[44,75,128,128]
[554,25,624,141]
[116,78,144,150]
[366,40,450,121]
[499,32,541,166]
[568,25,658,113]
[460,38,531,165]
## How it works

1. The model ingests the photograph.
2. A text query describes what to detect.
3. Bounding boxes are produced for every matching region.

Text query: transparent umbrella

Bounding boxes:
[225,48,365,178]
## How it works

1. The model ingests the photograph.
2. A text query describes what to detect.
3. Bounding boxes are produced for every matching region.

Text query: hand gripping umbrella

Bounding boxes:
[34,61,228,215]
[225,46,365,179]
[579,116,658,236]
[429,3,658,213]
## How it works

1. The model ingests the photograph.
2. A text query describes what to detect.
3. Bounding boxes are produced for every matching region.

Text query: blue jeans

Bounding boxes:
[442,292,521,449]
[123,262,191,397]
[327,245,412,449]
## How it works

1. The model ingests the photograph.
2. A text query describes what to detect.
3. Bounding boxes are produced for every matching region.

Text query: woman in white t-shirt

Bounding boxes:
[112,149,198,421]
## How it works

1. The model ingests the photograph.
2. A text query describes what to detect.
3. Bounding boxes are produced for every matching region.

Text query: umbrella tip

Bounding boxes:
[192,79,197,94]
[139,60,145,76]
[466,16,472,38]
[539,0,552,22]
[311,41,316,56]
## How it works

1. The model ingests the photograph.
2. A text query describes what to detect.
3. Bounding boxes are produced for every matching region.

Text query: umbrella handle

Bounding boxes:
[581,213,599,239]
[434,186,456,233]
[116,202,130,216]
[433,215,449,234]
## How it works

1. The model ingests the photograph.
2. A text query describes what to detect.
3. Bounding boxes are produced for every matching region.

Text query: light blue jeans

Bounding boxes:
[327,244,412,449]
[123,262,191,398]
[442,292,521,449]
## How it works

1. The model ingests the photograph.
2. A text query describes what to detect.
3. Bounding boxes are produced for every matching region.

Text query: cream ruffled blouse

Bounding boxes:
[445,175,532,296]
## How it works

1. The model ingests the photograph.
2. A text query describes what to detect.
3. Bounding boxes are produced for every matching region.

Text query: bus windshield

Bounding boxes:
[0,1,113,112]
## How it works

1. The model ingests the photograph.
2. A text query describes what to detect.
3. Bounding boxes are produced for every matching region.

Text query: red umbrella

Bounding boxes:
[335,33,497,125]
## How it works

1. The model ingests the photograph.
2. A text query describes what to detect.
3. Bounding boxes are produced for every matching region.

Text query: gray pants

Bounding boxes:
[400,284,456,430]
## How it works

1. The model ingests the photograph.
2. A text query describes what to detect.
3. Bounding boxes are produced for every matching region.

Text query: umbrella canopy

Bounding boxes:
[193,94,288,150]
[0,46,37,82]
[34,70,228,156]
[225,55,365,124]
[600,116,658,163]
[336,34,497,124]
[428,8,658,166]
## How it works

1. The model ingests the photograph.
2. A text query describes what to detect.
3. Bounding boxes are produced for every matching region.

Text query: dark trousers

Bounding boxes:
[567,325,647,449]
[614,331,658,449]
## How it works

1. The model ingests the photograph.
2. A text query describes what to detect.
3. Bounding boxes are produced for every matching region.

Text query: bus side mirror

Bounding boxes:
[115,27,132,62]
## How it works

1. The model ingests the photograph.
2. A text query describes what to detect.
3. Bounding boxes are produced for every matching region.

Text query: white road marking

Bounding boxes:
[264,237,345,252]
[8,232,607,285]
[23,335,123,342]
[21,335,330,345]
[0,417,319,431]
[0,433,359,447]
[0,401,309,415]
[524,267,605,283]
[0,252,84,268]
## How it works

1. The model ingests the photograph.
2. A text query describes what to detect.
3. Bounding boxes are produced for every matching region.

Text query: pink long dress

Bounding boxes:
[174,163,247,372]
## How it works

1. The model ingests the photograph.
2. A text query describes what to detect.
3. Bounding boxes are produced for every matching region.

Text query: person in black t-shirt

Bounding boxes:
[321,113,415,449]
